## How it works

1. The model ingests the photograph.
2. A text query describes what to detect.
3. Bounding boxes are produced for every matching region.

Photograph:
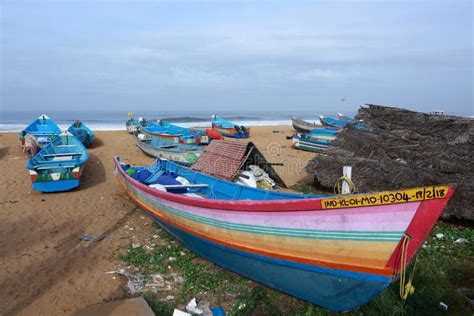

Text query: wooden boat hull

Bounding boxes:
[29,165,85,192]
[291,116,321,133]
[213,126,250,138]
[22,114,61,148]
[114,157,454,311]
[27,132,88,192]
[68,123,94,147]
[134,133,201,165]
[292,134,330,152]
[319,116,346,129]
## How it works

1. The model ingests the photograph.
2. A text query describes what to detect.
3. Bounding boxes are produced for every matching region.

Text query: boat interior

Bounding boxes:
[119,158,326,201]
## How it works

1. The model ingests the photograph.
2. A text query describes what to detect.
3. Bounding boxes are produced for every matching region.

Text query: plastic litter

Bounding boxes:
[439,302,448,311]
[79,233,107,242]
[186,298,203,314]
[454,238,467,244]
[211,306,226,316]
[173,310,192,316]
[105,269,144,294]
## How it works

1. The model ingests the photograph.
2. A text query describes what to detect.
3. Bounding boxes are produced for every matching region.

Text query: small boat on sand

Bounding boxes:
[319,115,346,129]
[21,114,61,148]
[305,127,338,141]
[133,131,202,165]
[337,112,356,124]
[27,132,88,192]
[114,156,454,311]
[67,120,94,147]
[211,115,250,138]
[157,120,213,145]
[139,118,202,145]
[126,113,140,134]
[292,133,331,152]
[291,116,321,133]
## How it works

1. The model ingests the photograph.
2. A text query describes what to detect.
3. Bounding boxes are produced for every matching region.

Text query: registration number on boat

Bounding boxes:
[322,186,449,209]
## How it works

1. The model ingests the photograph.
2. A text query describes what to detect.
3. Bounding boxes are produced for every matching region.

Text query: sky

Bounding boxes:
[0,1,472,115]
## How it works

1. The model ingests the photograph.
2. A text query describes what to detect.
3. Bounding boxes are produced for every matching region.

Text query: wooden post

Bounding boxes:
[342,166,352,194]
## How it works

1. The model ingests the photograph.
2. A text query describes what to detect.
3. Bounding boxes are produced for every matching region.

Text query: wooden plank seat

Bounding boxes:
[35,165,76,170]
[162,184,209,189]
[43,152,82,157]
[37,159,77,164]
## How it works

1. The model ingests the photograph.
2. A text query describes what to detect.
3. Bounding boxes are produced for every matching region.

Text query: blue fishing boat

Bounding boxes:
[306,127,339,141]
[21,114,61,147]
[114,156,454,311]
[319,115,346,129]
[292,133,331,152]
[27,131,88,192]
[320,115,378,134]
[126,112,140,134]
[211,115,250,138]
[337,113,356,124]
[133,130,202,165]
[139,118,202,145]
[158,120,211,145]
[67,120,94,147]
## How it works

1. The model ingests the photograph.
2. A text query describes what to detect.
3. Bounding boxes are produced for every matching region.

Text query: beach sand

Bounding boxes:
[0,125,316,315]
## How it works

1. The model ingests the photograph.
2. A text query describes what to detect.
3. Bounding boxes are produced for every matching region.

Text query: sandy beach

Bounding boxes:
[0,125,315,315]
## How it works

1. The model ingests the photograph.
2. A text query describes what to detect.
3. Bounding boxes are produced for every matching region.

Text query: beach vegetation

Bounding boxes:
[120,223,472,315]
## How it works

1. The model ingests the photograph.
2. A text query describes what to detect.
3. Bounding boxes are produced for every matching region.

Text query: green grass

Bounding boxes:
[119,223,473,315]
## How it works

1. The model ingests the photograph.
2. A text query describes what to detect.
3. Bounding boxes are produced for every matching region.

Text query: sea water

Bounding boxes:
[0,110,325,132]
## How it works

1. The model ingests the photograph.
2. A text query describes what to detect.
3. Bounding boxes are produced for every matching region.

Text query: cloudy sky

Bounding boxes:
[1,1,472,114]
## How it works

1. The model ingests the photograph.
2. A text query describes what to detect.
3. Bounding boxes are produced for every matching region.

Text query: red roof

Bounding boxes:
[191,140,250,181]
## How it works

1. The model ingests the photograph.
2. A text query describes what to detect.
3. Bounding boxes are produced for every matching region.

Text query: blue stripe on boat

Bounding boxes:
[143,210,390,312]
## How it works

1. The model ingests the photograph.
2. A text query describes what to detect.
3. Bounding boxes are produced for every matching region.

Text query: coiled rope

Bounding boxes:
[399,234,418,301]
[333,176,355,195]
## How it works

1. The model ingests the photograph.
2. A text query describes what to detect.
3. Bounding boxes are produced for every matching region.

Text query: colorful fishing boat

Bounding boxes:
[158,120,212,145]
[306,127,338,141]
[292,133,331,152]
[139,118,202,145]
[321,114,378,134]
[211,115,250,138]
[291,116,320,133]
[133,131,202,165]
[337,112,356,124]
[126,113,140,134]
[114,156,454,311]
[27,132,88,192]
[67,120,94,147]
[20,114,61,147]
[319,115,346,129]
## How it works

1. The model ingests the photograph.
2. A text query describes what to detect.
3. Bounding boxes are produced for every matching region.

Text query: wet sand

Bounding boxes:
[0,126,315,315]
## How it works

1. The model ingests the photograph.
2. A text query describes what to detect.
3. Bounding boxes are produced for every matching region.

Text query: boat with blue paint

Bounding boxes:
[292,133,331,152]
[211,115,250,138]
[21,114,61,148]
[67,120,94,147]
[139,118,202,145]
[337,112,356,124]
[114,156,454,311]
[133,130,202,165]
[157,120,211,145]
[27,131,88,192]
[126,113,140,134]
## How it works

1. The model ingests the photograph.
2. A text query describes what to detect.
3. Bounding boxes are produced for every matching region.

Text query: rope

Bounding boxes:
[333,176,355,195]
[399,234,417,301]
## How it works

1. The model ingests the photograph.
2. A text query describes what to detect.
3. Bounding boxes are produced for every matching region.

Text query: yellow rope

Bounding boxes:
[333,176,355,195]
[399,234,417,300]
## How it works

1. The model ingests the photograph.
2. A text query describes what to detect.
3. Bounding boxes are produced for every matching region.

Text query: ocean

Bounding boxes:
[0,110,327,132]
